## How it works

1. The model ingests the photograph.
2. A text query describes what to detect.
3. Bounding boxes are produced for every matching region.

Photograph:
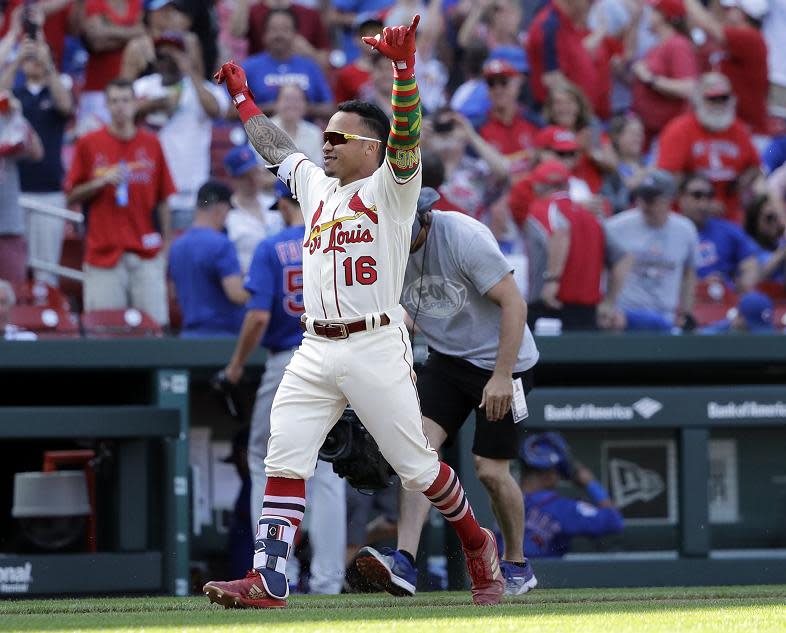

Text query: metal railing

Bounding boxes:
[19,195,85,282]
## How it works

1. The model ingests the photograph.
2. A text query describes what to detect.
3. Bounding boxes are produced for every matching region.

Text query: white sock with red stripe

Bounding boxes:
[423,462,485,551]
[251,477,305,599]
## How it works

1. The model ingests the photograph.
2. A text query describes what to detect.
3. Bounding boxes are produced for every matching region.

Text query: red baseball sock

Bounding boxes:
[423,462,485,551]
[260,476,306,527]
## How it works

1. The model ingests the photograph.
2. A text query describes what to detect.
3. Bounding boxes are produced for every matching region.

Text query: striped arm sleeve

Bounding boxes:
[386,76,422,182]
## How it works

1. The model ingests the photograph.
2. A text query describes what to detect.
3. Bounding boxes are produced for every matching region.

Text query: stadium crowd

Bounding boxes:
[1,0,786,339]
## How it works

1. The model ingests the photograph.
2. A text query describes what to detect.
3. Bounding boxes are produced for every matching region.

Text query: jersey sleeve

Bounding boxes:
[558,499,625,538]
[656,119,690,173]
[245,240,276,312]
[216,236,242,280]
[276,152,332,224]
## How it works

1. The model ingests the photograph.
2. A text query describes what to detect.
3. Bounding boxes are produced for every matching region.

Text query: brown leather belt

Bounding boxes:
[300,314,391,339]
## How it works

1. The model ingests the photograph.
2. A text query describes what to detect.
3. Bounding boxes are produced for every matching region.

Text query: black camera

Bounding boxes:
[319,408,394,492]
[22,1,38,40]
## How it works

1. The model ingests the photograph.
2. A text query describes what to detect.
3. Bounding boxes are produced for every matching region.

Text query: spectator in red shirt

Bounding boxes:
[230,0,330,65]
[333,14,383,104]
[76,0,144,135]
[64,79,176,326]
[479,59,540,179]
[526,0,611,120]
[526,159,631,331]
[683,0,769,135]
[631,0,698,145]
[542,79,615,196]
[657,72,761,224]
[0,0,74,70]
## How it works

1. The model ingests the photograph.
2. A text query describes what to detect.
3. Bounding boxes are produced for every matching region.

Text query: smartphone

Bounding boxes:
[22,0,38,40]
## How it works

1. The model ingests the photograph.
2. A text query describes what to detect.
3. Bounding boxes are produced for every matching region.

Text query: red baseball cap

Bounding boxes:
[536,126,579,152]
[647,0,686,20]
[531,160,571,187]
[483,59,519,79]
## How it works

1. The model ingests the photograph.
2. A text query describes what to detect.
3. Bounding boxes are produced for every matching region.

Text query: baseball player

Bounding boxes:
[514,433,624,557]
[204,15,505,608]
[355,188,540,597]
[218,182,347,595]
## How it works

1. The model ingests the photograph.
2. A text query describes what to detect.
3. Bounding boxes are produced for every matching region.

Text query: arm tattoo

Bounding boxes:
[243,114,298,165]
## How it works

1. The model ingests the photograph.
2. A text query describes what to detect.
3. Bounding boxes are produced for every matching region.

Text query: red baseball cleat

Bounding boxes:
[464,528,504,606]
[203,570,287,609]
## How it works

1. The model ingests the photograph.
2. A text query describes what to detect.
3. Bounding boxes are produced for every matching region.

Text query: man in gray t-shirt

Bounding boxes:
[356,188,539,598]
[603,170,700,331]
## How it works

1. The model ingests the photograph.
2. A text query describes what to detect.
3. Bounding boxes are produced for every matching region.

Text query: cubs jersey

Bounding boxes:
[244,224,306,352]
[277,151,421,321]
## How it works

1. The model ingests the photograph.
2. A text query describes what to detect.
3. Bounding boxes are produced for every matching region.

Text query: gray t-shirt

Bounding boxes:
[401,210,539,373]
[605,208,699,320]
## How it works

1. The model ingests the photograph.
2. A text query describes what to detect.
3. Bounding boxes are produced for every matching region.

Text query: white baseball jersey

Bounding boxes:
[277,152,421,321]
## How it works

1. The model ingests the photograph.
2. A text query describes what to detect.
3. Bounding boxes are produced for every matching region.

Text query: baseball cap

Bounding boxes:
[531,159,570,187]
[519,433,569,470]
[224,145,260,178]
[700,72,733,98]
[719,0,768,20]
[632,169,677,201]
[270,180,294,210]
[411,187,440,242]
[145,0,180,11]
[197,180,233,208]
[482,59,519,80]
[738,291,774,332]
[489,46,529,74]
[647,0,686,20]
[536,126,579,152]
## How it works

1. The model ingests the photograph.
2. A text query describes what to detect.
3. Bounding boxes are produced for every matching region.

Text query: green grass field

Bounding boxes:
[1,586,784,633]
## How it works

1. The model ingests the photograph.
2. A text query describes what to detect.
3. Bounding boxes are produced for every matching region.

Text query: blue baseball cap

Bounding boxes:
[270,180,294,210]
[489,46,529,74]
[224,145,260,178]
[738,291,774,332]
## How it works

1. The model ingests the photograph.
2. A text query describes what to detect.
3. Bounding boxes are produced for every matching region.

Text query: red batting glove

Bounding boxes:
[214,61,260,123]
[362,14,419,79]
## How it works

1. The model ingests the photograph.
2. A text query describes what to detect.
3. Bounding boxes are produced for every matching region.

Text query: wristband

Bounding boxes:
[392,56,415,80]
[234,92,262,124]
[585,480,609,505]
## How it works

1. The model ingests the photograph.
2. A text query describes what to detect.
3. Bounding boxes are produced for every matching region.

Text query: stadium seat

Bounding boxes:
[81,308,164,338]
[756,280,786,302]
[9,305,80,338]
[58,226,84,312]
[694,279,737,326]
[11,280,70,312]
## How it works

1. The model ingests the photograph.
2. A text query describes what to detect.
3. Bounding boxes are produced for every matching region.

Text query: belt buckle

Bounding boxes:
[324,322,349,339]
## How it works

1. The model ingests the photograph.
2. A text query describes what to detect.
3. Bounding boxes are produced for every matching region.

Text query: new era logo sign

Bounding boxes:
[632,398,663,419]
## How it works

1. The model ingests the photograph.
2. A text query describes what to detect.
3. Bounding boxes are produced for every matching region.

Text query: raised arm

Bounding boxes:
[363,15,422,182]
[214,61,298,165]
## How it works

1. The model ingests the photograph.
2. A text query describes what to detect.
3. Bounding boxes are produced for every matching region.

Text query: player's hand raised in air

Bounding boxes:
[214,61,255,104]
[362,15,419,78]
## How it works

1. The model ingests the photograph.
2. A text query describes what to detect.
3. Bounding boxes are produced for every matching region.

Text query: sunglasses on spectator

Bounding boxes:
[704,94,731,104]
[323,131,382,146]
[762,213,780,223]
[486,76,510,88]
[686,189,714,200]
[555,150,577,158]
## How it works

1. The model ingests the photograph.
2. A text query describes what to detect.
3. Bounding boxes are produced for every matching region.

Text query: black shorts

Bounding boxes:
[416,351,535,460]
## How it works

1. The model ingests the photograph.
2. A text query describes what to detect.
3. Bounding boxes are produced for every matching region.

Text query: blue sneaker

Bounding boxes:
[354,547,417,597]
[500,559,538,596]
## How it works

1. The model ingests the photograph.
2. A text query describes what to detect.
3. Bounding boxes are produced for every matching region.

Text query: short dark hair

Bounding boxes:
[197,180,233,208]
[337,100,390,166]
[105,78,135,96]
[264,7,298,32]
[421,151,445,189]
[678,172,713,194]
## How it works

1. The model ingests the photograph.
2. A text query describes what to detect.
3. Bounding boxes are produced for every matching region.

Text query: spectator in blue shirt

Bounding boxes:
[700,291,776,334]
[241,8,334,121]
[168,181,249,338]
[497,432,623,558]
[679,173,760,292]
[744,195,786,284]
[2,38,73,287]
